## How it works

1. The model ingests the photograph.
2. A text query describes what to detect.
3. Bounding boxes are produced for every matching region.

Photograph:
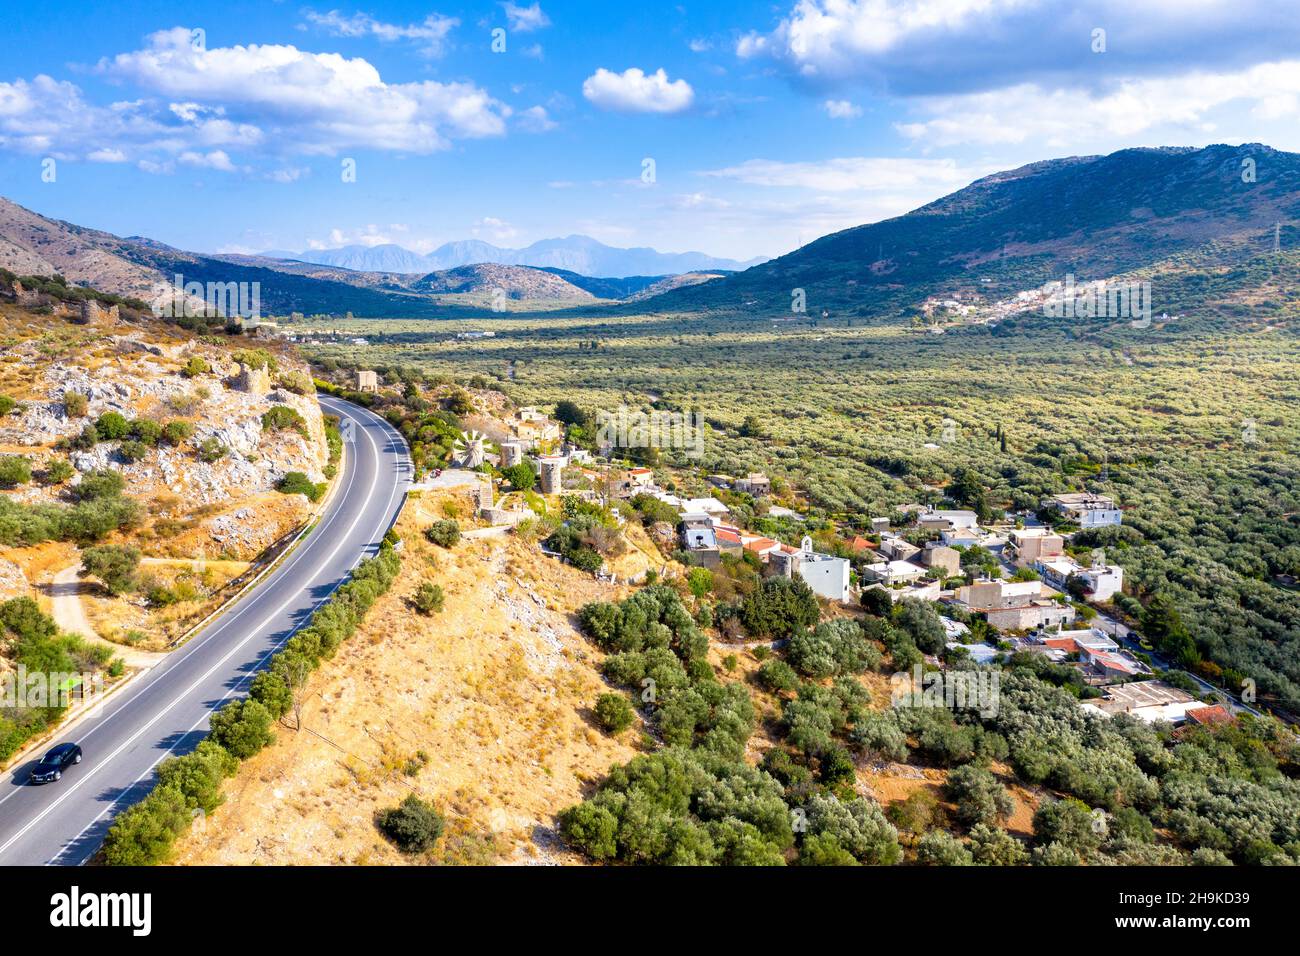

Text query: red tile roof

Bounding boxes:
[1185,704,1234,726]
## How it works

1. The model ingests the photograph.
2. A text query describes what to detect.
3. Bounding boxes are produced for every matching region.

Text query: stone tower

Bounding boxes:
[234,362,272,395]
[539,457,564,494]
[500,441,523,468]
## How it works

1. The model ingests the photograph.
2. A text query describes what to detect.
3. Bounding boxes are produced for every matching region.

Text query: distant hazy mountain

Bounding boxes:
[275,234,767,277]
[272,243,433,274]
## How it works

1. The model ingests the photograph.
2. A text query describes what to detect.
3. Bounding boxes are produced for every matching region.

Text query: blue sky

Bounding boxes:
[4,1,1300,261]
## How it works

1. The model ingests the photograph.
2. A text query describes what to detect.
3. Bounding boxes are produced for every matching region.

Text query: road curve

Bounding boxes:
[0,396,410,866]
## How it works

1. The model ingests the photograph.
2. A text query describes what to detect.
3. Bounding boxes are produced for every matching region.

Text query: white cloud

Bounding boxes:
[517,105,556,132]
[896,61,1300,149]
[582,67,694,113]
[502,3,551,33]
[87,147,127,162]
[688,38,712,53]
[99,27,508,154]
[823,99,861,119]
[307,223,409,249]
[472,216,519,241]
[701,155,984,193]
[179,149,239,171]
[302,10,459,57]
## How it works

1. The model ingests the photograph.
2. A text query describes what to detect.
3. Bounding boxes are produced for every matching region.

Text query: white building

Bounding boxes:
[918,508,980,531]
[1036,555,1125,602]
[773,536,850,603]
[862,559,927,586]
[1048,493,1123,528]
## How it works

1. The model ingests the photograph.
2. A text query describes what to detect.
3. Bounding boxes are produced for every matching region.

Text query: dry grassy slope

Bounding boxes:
[0,196,162,300]
[172,497,643,866]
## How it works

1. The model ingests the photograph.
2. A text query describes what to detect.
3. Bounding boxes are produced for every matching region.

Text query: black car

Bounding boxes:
[29,743,82,784]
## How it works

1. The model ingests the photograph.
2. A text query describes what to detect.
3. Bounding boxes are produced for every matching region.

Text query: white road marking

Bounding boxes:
[0,401,407,863]
[0,400,363,809]
[55,403,409,866]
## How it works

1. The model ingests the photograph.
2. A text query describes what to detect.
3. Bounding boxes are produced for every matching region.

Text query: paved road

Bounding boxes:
[0,396,410,866]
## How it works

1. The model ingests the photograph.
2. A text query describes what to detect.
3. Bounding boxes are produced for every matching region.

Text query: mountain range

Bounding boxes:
[656,143,1300,317]
[1,143,1296,322]
[266,235,766,277]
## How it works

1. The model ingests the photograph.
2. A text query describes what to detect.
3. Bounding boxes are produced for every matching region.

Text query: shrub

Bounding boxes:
[275,370,314,395]
[128,419,163,445]
[40,458,75,485]
[594,692,635,733]
[375,795,444,853]
[945,765,1015,827]
[81,544,141,595]
[261,405,308,436]
[155,740,237,813]
[101,785,191,866]
[739,576,820,639]
[756,658,799,694]
[787,619,879,678]
[0,455,32,488]
[63,392,88,417]
[231,347,278,372]
[687,566,714,598]
[207,698,275,759]
[73,469,125,502]
[117,440,149,463]
[276,471,325,502]
[94,411,129,441]
[68,423,98,450]
[916,830,974,865]
[0,395,17,416]
[969,824,1030,866]
[501,461,537,491]
[197,437,228,463]
[412,582,445,615]
[425,519,460,548]
[180,355,210,378]
[860,587,893,617]
[160,420,195,446]
[248,671,292,720]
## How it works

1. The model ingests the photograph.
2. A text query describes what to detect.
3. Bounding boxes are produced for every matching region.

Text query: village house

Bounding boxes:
[1080,681,1213,725]
[939,526,982,548]
[511,406,563,450]
[771,536,851,603]
[918,508,979,532]
[862,559,927,587]
[920,543,962,577]
[651,491,730,517]
[734,473,771,496]
[1047,492,1123,527]
[955,579,1076,632]
[1006,527,1065,566]
[878,535,921,562]
[1036,555,1125,602]
[680,513,721,568]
